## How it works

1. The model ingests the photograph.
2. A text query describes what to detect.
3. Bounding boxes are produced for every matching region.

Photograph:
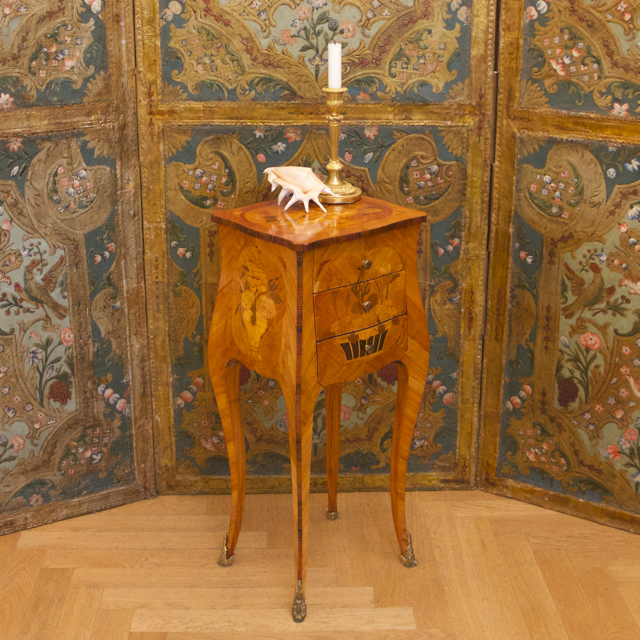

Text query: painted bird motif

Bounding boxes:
[14,256,67,320]
[561,262,615,320]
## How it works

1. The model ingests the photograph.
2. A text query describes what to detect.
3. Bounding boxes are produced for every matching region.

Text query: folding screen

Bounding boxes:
[136,0,496,492]
[0,0,154,532]
[7,0,640,537]
[482,0,640,531]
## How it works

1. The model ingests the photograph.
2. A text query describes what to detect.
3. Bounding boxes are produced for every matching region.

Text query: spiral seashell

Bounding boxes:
[264,166,336,213]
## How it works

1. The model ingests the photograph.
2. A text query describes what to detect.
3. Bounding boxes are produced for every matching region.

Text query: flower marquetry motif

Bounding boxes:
[231,249,285,354]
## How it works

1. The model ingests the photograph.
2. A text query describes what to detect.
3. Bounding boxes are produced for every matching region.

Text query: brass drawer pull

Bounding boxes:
[365,343,374,354]
[362,301,372,312]
[362,259,372,269]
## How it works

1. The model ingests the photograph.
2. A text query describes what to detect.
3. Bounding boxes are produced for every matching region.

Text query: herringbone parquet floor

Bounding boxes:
[2,490,640,639]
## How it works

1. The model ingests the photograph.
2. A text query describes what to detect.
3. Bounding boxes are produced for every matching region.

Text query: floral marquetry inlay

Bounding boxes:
[231,248,285,353]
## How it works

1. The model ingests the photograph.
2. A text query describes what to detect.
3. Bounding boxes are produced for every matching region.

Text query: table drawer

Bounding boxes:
[317,316,407,386]
[313,230,407,292]
[314,271,406,341]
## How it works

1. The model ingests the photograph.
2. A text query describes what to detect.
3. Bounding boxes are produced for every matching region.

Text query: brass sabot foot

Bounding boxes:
[399,532,418,568]
[292,579,307,623]
[326,510,339,520]
[217,531,235,567]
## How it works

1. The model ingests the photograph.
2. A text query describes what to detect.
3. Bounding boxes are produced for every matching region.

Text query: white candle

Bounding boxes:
[327,42,342,89]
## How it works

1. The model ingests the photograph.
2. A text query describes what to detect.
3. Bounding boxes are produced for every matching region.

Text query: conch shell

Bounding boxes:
[264,166,335,213]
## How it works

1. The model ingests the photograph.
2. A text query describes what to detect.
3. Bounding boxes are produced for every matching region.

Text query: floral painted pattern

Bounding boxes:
[0,131,137,513]
[161,0,472,103]
[165,123,466,477]
[521,0,640,118]
[275,4,353,81]
[499,138,640,510]
[0,0,109,109]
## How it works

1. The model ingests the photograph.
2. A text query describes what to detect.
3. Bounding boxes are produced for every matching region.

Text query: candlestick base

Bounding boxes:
[319,181,362,205]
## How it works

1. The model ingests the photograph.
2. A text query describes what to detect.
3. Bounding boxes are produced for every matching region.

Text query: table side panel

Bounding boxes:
[211,226,299,386]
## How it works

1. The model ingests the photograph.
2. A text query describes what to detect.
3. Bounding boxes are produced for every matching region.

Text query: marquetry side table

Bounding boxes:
[207,196,429,622]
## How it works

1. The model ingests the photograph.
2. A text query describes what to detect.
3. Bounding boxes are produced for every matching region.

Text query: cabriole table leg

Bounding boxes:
[282,375,322,622]
[208,360,246,568]
[324,383,342,520]
[390,355,428,568]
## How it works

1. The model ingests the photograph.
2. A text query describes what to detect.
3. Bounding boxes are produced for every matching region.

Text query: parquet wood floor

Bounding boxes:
[2,490,640,639]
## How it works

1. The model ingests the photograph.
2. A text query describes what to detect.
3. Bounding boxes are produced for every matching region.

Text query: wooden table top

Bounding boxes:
[211,196,426,252]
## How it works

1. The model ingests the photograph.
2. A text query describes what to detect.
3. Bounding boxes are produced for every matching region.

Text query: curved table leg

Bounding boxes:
[324,383,342,520]
[388,223,430,567]
[209,360,246,567]
[390,355,427,568]
[282,379,322,622]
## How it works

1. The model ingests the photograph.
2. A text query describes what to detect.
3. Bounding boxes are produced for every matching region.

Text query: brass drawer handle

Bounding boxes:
[365,344,374,354]
[362,259,372,270]
[362,301,372,312]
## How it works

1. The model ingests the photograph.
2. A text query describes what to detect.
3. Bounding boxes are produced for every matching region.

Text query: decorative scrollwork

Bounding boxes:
[0,0,106,107]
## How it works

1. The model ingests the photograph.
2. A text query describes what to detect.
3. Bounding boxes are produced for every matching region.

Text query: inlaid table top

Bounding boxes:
[211,196,426,251]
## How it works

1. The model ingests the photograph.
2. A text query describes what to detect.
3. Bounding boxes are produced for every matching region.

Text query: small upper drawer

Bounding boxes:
[314,271,406,341]
[313,229,407,292]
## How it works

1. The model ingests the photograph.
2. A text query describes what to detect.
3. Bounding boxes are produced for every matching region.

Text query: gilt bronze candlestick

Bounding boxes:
[319,87,362,205]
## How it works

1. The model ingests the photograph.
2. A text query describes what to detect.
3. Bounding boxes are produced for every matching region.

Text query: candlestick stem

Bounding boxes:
[319,87,362,205]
